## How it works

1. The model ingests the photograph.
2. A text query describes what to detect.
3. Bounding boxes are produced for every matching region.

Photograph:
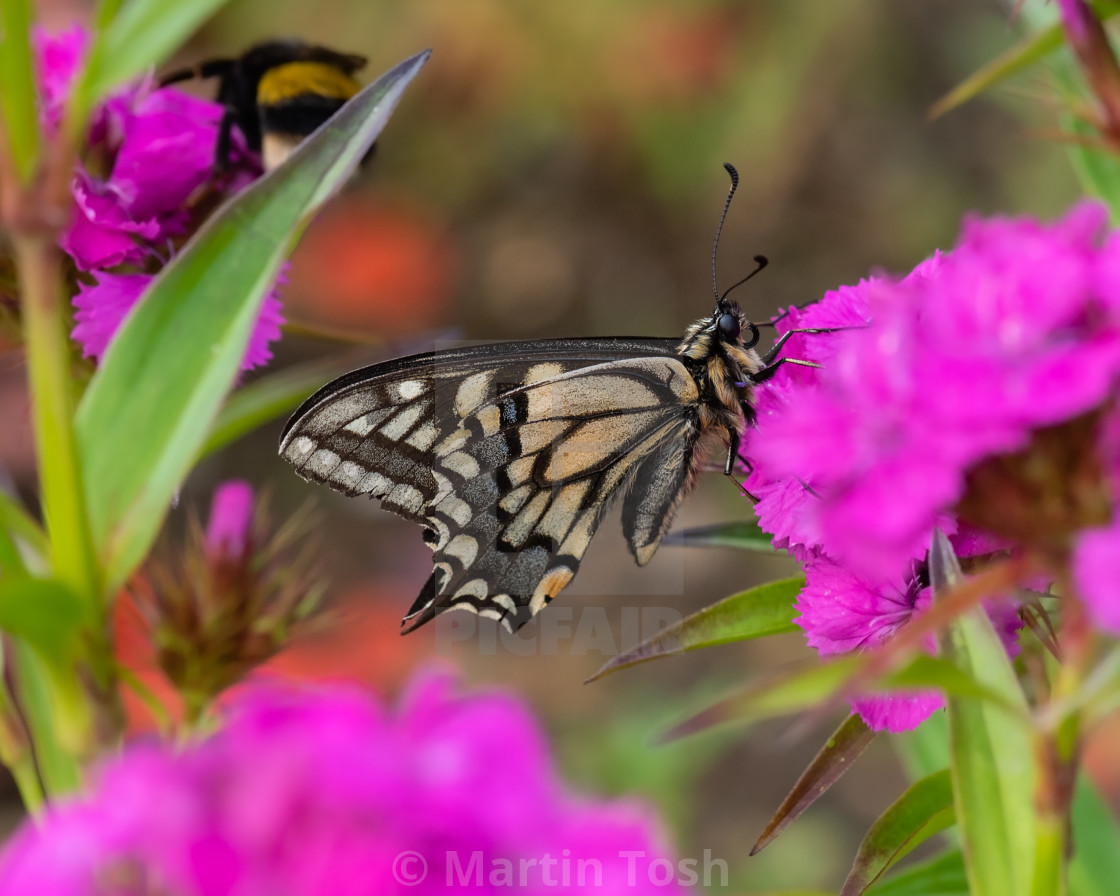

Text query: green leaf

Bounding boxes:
[891,709,951,784]
[11,639,82,795]
[1068,772,1120,896]
[67,0,233,132]
[0,488,48,562]
[0,0,42,182]
[661,652,1010,744]
[752,714,877,854]
[866,849,969,896]
[200,354,371,457]
[927,22,1064,120]
[0,577,86,663]
[587,576,802,683]
[928,1,1120,120]
[75,51,431,591]
[0,579,94,765]
[660,518,776,551]
[841,769,955,896]
[930,531,1035,896]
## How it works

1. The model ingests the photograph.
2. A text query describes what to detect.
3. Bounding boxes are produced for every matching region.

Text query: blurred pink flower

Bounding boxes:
[0,674,685,895]
[31,25,87,134]
[206,480,256,559]
[33,26,281,372]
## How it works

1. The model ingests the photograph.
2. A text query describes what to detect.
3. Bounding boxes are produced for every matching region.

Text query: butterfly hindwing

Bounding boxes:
[409,356,700,630]
[280,339,696,630]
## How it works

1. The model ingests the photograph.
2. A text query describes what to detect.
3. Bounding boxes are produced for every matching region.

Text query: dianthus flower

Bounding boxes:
[0,674,685,895]
[745,202,1120,729]
[34,27,283,371]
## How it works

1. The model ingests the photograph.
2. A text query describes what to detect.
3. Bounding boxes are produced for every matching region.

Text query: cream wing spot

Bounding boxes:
[445,534,479,567]
[443,451,481,479]
[380,403,426,441]
[454,578,489,600]
[406,422,440,451]
[291,436,316,456]
[455,372,493,418]
[396,380,426,401]
[386,483,424,515]
[307,448,341,477]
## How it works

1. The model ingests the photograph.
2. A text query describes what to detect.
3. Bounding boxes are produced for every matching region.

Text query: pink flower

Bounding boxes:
[72,267,285,372]
[753,202,1120,581]
[796,554,944,732]
[32,26,87,134]
[206,480,255,559]
[71,271,151,361]
[34,25,282,372]
[0,675,684,895]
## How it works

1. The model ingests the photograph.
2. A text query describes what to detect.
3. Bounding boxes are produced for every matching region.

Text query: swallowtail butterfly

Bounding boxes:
[279,166,818,632]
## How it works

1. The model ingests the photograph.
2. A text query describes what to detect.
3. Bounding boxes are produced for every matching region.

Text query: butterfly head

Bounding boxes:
[678,299,760,363]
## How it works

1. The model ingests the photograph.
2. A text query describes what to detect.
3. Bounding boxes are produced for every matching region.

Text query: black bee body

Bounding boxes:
[160,39,368,171]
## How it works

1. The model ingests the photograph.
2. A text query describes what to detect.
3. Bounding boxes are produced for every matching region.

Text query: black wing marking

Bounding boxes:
[279,337,678,523]
[622,436,699,566]
[279,341,696,631]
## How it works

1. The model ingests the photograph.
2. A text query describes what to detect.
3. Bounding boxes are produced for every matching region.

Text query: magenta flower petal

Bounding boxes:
[795,555,943,731]
[63,171,160,271]
[850,693,944,734]
[1074,521,1120,634]
[71,272,152,362]
[206,481,255,559]
[31,26,87,134]
[111,88,225,220]
[0,676,685,895]
[241,272,287,372]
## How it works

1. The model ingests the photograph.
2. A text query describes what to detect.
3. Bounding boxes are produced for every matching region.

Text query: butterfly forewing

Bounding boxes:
[280,338,696,630]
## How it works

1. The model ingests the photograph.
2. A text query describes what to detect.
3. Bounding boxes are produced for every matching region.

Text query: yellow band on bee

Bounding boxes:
[257,61,361,105]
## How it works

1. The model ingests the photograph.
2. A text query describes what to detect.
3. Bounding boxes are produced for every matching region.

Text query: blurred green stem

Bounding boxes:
[15,235,99,605]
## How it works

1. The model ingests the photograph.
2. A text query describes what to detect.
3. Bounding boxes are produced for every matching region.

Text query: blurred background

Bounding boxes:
[10,0,1093,891]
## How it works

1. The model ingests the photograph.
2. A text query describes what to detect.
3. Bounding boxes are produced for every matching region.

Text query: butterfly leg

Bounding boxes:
[761,327,844,366]
[723,429,761,501]
[750,357,821,385]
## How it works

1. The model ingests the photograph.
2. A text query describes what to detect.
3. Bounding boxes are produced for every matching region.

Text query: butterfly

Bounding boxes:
[279,165,821,633]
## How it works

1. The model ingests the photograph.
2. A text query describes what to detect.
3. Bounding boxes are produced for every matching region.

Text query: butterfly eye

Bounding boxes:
[717,313,741,340]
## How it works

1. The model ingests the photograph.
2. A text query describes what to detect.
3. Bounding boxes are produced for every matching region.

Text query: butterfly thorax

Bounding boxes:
[675,301,762,435]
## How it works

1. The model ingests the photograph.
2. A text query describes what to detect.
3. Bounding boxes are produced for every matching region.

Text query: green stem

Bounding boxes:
[1031,807,1065,896]
[15,236,99,606]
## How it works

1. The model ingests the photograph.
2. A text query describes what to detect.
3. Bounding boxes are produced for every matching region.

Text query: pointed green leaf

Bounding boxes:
[1068,772,1120,896]
[661,518,775,551]
[75,51,431,591]
[662,652,1010,743]
[840,769,955,896]
[0,0,42,182]
[928,2,1120,120]
[588,576,801,683]
[0,489,47,562]
[931,531,1035,896]
[68,0,233,130]
[753,714,877,854]
[866,849,968,896]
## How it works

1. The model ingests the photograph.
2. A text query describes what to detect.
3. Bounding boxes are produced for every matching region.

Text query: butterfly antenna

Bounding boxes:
[719,255,768,304]
[712,162,740,303]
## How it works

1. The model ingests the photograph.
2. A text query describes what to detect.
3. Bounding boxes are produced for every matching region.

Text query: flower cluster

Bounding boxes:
[34,27,283,371]
[0,674,683,895]
[125,481,323,723]
[740,204,1120,729]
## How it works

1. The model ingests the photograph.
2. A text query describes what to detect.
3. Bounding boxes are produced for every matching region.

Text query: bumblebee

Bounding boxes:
[160,39,368,172]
